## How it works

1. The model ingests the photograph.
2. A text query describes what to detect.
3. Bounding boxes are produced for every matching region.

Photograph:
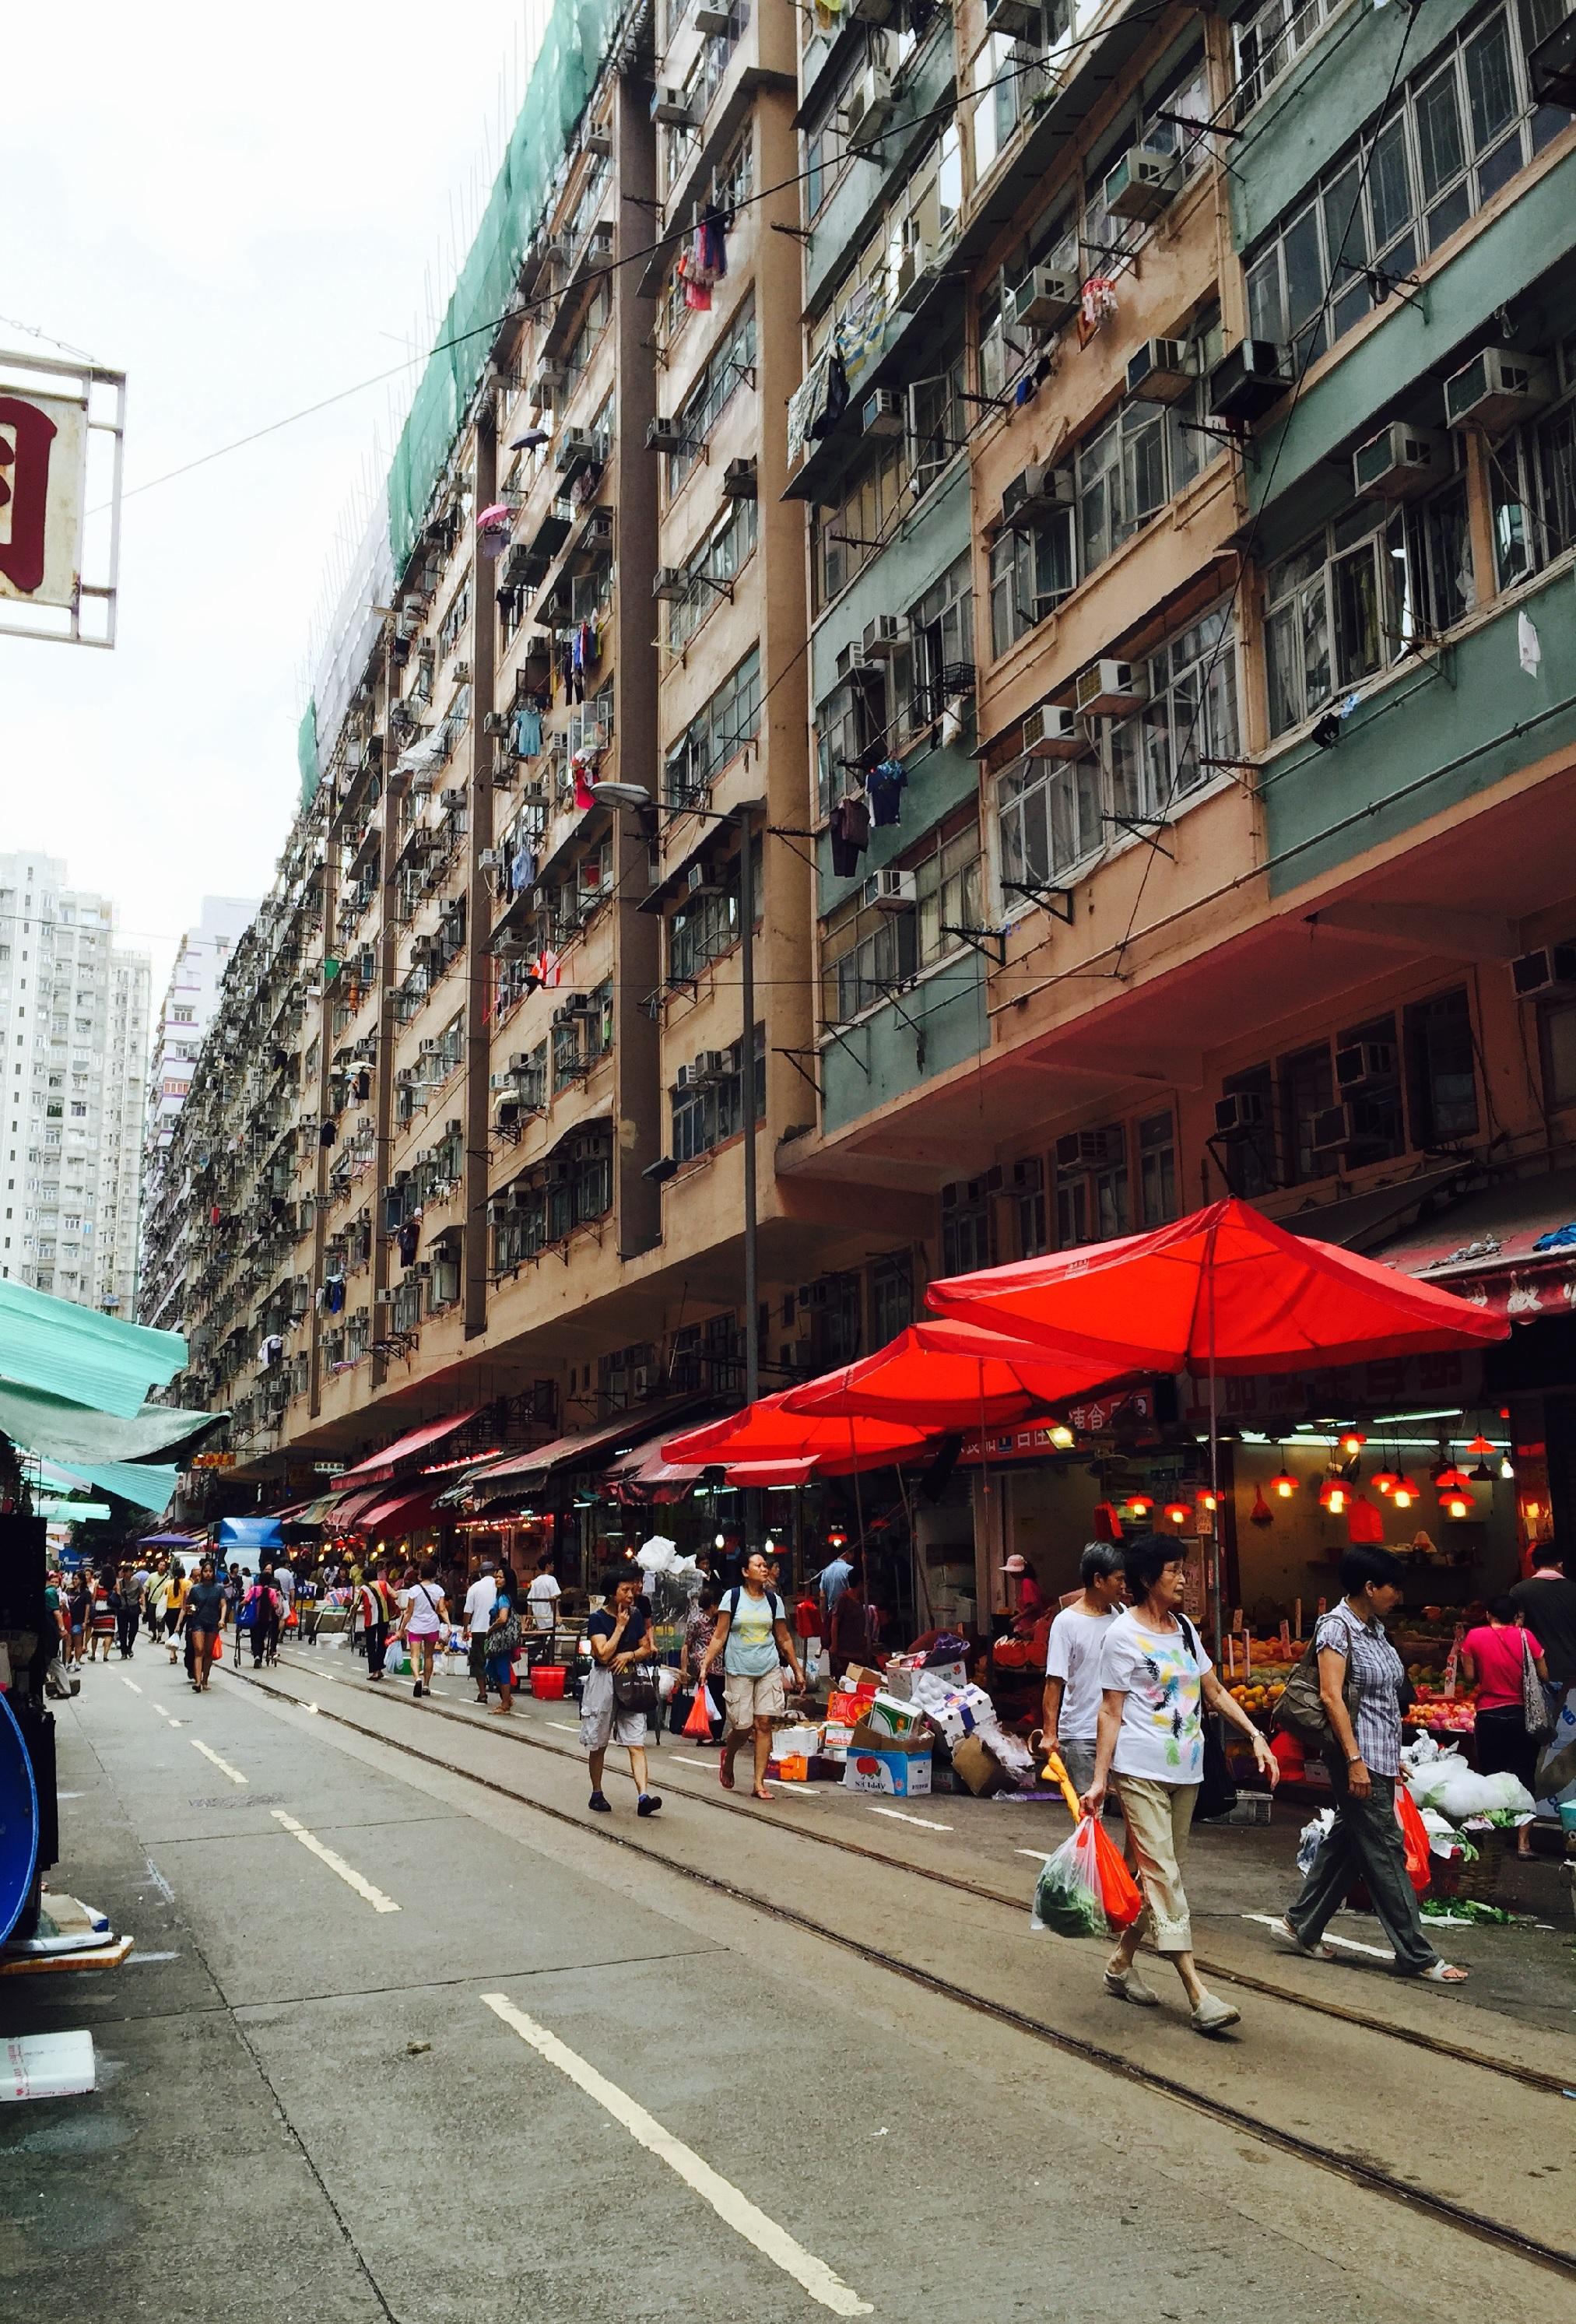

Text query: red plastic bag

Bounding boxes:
[683,1681,718,1739]
[1395,1782,1431,1896]
[1030,1814,1143,1938]
[210,1631,223,1662]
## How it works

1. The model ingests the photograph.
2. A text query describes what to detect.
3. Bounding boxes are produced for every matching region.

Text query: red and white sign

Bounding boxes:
[0,349,125,648]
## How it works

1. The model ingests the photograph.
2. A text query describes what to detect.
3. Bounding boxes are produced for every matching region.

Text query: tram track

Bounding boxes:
[240,1659,1576,2280]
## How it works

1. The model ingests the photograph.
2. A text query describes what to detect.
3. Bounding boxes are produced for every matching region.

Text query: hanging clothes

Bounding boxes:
[811,350,849,442]
[514,703,543,758]
[319,1119,337,1148]
[353,1067,372,1103]
[396,1219,421,1268]
[324,1276,346,1315]
[828,795,870,879]
[572,762,596,813]
[865,758,907,828]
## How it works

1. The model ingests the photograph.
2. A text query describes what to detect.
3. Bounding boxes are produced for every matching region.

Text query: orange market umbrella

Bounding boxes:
[781,1318,1124,1427]
[661,1389,931,1470]
[925,1198,1511,1374]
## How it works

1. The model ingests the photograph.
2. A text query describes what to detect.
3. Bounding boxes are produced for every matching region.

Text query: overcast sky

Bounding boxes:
[2,1,542,1002]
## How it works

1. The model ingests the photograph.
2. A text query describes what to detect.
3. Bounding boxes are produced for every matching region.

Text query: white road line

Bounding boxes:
[483,1994,871,2315]
[547,1721,580,1732]
[190,1739,247,1786]
[1242,1912,1393,1961]
[150,1702,185,1728]
[270,1810,398,1912]
[118,1676,143,1695]
[867,1805,953,1832]
[667,1755,820,1797]
[1015,1848,1054,1862]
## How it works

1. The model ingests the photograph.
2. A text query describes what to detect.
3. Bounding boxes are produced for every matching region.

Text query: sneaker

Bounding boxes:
[588,1791,611,1813]
[412,1680,423,1698]
[637,1794,663,1817]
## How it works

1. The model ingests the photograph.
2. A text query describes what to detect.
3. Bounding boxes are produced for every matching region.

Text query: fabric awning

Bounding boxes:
[140,1530,198,1547]
[23,1455,177,1515]
[1374,1165,1576,1322]
[1279,1164,1476,1255]
[457,1399,706,1503]
[355,1486,444,1536]
[325,1485,395,1529]
[0,1278,187,1418]
[0,1381,224,1466]
[216,1516,283,1552]
[333,1406,486,1490]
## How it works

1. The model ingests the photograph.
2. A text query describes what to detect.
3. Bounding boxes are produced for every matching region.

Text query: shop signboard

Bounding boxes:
[0,348,125,648]
[959,1386,1158,1464]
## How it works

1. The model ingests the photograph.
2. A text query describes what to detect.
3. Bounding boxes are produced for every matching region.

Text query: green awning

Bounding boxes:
[37,1499,112,1522]
[26,1455,177,1515]
[0,1280,187,1418]
[0,1381,223,1465]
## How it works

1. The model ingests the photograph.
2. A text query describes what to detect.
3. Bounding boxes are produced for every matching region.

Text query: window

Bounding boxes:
[1054,1125,1128,1248]
[170,1006,195,1024]
[1109,606,1241,825]
[1407,987,1479,1141]
[815,672,887,820]
[871,1251,914,1341]
[494,1185,547,1273]
[907,349,969,500]
[1280,1042,1334,1183]
[820,891,917,1024]
[989,514,1076,659]
[1014,1157,1049,1257]
[941,1177,995,1273]
[1332,1011,1406,1160]
[904,551,975,733]
[663,648,762,806]
[666,493,758,651]
[999,751,1103,889]
[970,27,1055,184]
[1244,4,1572,363]
[1076,373,1209,573]
[1264,478,1472,736]
[813,437,907,611]
[1234,0,1351,119]
[668,297,756,494]
[1138,1111,1178,1226]
[1487,338,1576,588]
[671,1027,764,1161]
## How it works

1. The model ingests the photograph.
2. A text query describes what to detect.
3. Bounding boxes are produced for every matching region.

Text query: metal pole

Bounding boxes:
[740,802,759,1409]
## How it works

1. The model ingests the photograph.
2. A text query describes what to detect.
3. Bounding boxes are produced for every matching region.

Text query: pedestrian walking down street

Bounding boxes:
[163,1563,188,1663]
[1083,1534,1279,2035]
[463,1558,498,1704]
[824,1563,872,1685]
[358,1565,395,1681]
[143,1556,169,1647]
[398,1561,448,1698]
[1462,1598,1550,1857]
[677,1585,721,1736]
[696,1548,806,1803]
[243,1569,285,1670]
[581,1571,662,1816]
[65,1574,89,1668]
[1277,1548,1467,1982]
[184,1558,227,1694]
[114,1564,142,1659]
[1041,1542,1128,1801]
[485,1579,521,1715]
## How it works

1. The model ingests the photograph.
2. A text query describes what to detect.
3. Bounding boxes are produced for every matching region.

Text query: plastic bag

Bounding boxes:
[1394,1782,1431,1896]
[683,1682,719,1739]
[210,1631,223,1662]
[1030,1815,1143,1939]
[1297,1810,1335,1878]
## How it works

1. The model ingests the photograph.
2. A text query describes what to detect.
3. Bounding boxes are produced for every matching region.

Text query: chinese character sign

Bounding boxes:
[0,387,88,608]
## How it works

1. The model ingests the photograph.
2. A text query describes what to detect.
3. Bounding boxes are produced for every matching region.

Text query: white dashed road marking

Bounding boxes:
[483,1994,871,2315]
[118,1676,143,1695]
[269,1810,398,1912]
[867,1806,952,1832]
[190,1739,247,1786]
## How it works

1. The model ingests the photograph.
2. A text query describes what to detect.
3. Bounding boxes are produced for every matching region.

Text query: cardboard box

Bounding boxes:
[861,1692,928,1743]
[772,1724,823,1759]
[842,1666,884,1692]
[828,1687,876,1727]
[949,1733,1011,1797]
[842,1740,934,1798]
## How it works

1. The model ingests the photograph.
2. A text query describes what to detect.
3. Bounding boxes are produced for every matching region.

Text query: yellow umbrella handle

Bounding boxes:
[1037,1736,1083,1819]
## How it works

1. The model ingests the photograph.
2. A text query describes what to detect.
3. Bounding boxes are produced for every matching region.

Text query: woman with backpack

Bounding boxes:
[395,1560,448,1699]
[357,1564,397,1683]
[241,1568,285,1671]
[581,1571,662,1816]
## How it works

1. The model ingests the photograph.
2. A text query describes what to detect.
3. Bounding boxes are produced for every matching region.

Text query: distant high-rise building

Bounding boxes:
[0,849,152,1311]
[139,897,258,1332]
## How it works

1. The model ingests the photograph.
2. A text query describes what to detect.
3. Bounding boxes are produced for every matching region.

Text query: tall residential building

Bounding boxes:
[138,897,258,1332]
[0,850,151,1311]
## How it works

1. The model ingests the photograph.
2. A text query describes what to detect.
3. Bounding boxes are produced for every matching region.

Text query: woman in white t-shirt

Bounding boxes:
[395,1560,449,1701]
[1082,1535,1277,2036]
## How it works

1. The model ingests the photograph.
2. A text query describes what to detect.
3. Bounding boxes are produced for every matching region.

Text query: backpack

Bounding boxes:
[1274,1623,1360,1751]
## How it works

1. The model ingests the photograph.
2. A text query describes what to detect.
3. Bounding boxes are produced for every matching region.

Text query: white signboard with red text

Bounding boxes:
[0,348,125,648]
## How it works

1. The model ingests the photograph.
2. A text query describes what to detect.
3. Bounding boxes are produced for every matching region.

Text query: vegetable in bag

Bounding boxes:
[1030,1815,1143,1940]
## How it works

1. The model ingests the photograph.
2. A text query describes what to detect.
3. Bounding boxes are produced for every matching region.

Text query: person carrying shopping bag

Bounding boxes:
[1082,1534,1279,2035]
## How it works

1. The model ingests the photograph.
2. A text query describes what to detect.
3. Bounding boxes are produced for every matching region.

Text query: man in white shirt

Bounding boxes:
[463,1560,498,1704]
[272,1560,296,1606]
[526,1556,561,1636]
[1042,1542,1127,1799]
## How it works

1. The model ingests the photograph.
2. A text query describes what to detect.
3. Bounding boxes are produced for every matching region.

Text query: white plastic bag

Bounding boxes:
[1297,1810,1335,1877]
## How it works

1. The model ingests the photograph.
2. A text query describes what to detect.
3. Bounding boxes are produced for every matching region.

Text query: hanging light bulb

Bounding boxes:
[1163,1500,1191,1526]
[1195,1485,1219,1513]
[1443,1490,1472,1518]
[1125,1490,1154,1518]
[1434,1464,1472,1494]
[1269,1466,1298,1498]
[1319,1478,1348,1514]
[1391,1475,1420,1509]
[1467,1459,1495,1483]
[1465,1434,1497,1457]
[1370,1467,1400,1496]
[1338,1427,1366,1457]
[1049,1422,1075,1449]
[1500,1455,1515,1480]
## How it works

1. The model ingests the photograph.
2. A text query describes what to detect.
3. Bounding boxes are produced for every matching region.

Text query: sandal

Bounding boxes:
[1190,1992,1241,2036]
[1269,1916,1336,1961]
[1103,1964,1160,2006]
[1416,1960,1469,1983]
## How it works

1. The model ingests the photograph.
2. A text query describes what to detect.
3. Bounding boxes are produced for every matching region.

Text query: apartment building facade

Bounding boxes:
[0,851,150,1312]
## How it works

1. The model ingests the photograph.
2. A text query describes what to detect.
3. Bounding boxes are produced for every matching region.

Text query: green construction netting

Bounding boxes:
[297,697,320,809]
[0,1279,187,1420]
[387,0,622,577]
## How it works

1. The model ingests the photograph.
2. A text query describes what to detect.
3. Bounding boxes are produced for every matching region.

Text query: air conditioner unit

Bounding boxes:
[722,456,757,498]
[686,860,724,898]
[530,886,550,911]
[894,237,950,313]
[1055,1128,1123,1173]
[554,427,596,477]
[690,1049,725,1086]
[1307,1102,1354,1157]
[489,1072,515,1092]
[1074,659,1146,717]
[1009,267,1079,335]
[1208,338,1293,427]
[1000,462,1074,528]
[577,509,614,549]
[841,65,894,150]
[1353,420,1448,502]
[375,1287,395,1304]
[862,613,905,660]
[986,0,1042,34]
[652,566,687,601]
[1511,943,1576,999]
[521,783,548,806]
[529,363,565,404]
[1125,336,1197,405]
[674,1061,694,1090]
[418,1037,440,1055]
[862,867,917,912]
[562,992,596,1016]
[1021,704,1082,758]
[479,848,502,871]
[862,387,906,439]
[651,85,696,126]
[1102,146,1182,222]
[483,711,511,737]
[647,416,686,454]
[451,660,471,685]
[1443,348,1551,434]
[1334,1039,1396,1092]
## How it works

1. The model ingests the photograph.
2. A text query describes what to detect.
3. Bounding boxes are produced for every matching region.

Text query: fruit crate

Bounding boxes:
[1430,1834,1504,1904]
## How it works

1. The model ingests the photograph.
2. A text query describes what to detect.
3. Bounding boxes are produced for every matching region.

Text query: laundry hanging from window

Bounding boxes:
[828,794,870,878]
[514,700,544,758]
[396,1218,422,1267]
[865,757,907,828]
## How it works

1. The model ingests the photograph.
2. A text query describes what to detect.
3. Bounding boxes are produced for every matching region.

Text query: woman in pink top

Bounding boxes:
[1462,1597,1550,1855]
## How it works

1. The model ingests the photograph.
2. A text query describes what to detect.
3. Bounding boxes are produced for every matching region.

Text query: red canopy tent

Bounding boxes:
[781,1317,1121,1427]
[926,1198,1511,1373]
[661,1389,931,1472]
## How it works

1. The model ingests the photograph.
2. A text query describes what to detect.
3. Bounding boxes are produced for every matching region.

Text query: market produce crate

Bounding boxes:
[1431,1833,1505,1904]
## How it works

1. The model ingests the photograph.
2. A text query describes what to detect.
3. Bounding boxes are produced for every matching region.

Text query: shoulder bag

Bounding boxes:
[1275,1625,1361,1751]
[1178,1616,1237,1821]
[1522,1631,1555,1738]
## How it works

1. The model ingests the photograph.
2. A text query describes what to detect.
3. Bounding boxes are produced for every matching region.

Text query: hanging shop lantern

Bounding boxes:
[1338,1428,1367,1457]
[1370,1468,1400,1496]
[1467,1458,1496,1483]
[1433,1465,1472,1494]
[1249,1485,1273,1527]
[1163,1500,1192,1527]
[1465,1434,1497,1457]
[1195,1485,1219,1513]
[1269,1466,1299,1499]
[1318,1478,1349,1515]
[1390,1474,1420,1510]
[1442,1490,1473,1518]
[1125,1490,1154,1517]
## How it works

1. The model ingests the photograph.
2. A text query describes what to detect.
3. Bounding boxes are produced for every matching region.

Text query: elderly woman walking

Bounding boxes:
[1082,1534,1279,2035]
[1276,1547,1467,1980]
